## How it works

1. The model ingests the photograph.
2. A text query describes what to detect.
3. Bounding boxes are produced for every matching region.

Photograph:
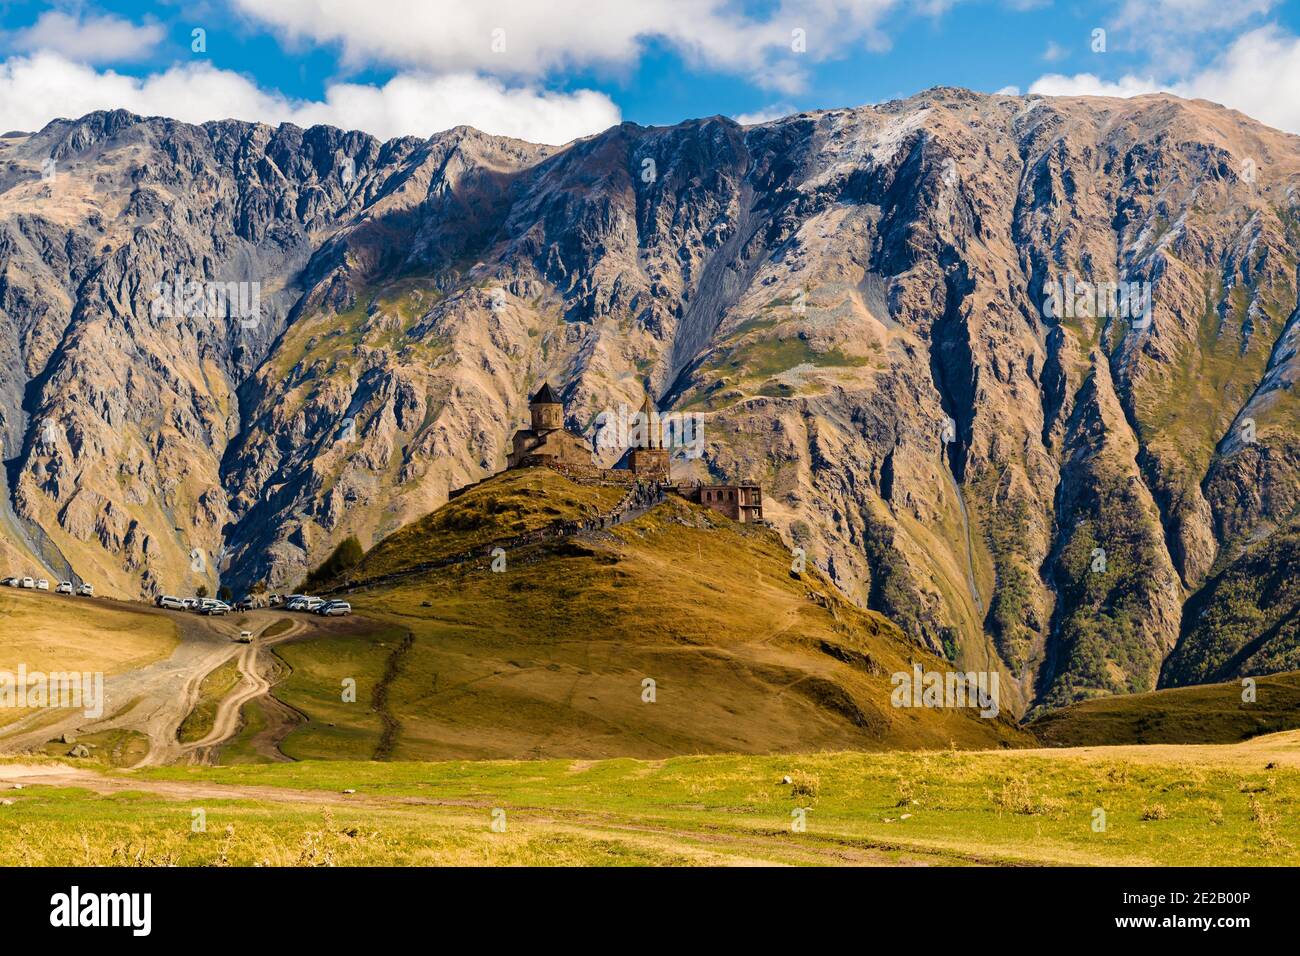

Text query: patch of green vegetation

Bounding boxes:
[177,658,242,744]
[970,470,1039,675]
[1138,271,1295,478]
[219,699,274,764]
[304,536,364,590]
[1043,456,1170,709]
[859,509,947,653]
[40,729,149,769]
[1164,523,1300,685]
[706,335,868,382]
[722,313,781,339]
[272,627,404,760]
[261,618,294,639]
[680,328,871,411]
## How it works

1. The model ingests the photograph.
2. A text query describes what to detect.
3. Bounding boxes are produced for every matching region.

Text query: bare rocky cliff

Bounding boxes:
[4,88,1300,712]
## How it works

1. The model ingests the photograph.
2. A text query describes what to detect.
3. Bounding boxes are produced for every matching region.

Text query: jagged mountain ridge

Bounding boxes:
[3,87,1300,713]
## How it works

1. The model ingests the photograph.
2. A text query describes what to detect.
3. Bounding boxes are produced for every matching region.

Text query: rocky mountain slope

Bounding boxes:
[3,88,1300,714]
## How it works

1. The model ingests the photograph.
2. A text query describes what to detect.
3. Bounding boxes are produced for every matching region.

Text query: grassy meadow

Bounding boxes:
[2,741,1297,866]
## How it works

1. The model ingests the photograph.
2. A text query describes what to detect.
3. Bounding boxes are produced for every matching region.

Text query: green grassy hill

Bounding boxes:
[1030,670,1300,746]
[273,467,1032,760]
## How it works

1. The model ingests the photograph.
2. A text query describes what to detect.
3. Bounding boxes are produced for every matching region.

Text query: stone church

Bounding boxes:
[503,381,763,523]
[505,382,593,470]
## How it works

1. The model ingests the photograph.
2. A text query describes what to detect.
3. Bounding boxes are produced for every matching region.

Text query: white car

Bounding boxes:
[182,597,201,611]
[1,577,16,587]
[318,600,352,616]
[55,581,73,594]
[155,594,186,610]
[35,579,49,591]
[20,577,35,589]
[77,583,94,597]
[236,630,253,643]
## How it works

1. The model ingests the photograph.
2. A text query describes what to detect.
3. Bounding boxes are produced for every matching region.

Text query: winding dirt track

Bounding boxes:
[146,615,313,767]
[0,601,350,767]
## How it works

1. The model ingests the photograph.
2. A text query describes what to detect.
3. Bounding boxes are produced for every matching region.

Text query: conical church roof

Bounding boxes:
[530,382,560,405]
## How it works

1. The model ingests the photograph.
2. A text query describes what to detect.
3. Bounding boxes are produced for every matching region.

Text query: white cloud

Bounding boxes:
[1027,26,1300,135]
[734,104,797,125]
[232,0,917,93]
[5,11,164,64]
[0,52,620,144]
[1028,71,1161,99]
[1041,40,1067,63]
[1112,0,1278,34]
[994,85,1020,95]
[1176,25,1300,133]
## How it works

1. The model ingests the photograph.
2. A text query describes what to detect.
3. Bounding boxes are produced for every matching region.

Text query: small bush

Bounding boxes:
[305,536,365,588]
[788,771,820,799]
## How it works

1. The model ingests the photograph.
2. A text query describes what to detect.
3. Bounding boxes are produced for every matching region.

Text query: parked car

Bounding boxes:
[1,577,17,587]
[155,594,186,610]
[182,597,201,611]
[233,599,253,611]
[55,581,73,594]
[77,583,94,597]
[35,579,49,591]
[199,600,230,616]
[266,593,282,607]
[318,600,352,617]
[288,596,324,612]
[19,577,34,589]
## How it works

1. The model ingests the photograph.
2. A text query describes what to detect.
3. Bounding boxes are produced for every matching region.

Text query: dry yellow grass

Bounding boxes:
[0,590,178,727]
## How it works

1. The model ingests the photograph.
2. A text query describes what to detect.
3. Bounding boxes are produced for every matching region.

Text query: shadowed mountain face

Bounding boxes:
[3,87,1300,713]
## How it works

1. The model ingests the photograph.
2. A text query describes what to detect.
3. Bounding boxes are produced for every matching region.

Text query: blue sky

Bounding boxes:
[2,1,1299,143]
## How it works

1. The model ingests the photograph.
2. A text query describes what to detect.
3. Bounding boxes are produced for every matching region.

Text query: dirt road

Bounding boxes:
[0,604,350,767]
[181,617,316,765]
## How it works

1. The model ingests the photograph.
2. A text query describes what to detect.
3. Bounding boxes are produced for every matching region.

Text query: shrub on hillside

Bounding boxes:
[305,536,364,588]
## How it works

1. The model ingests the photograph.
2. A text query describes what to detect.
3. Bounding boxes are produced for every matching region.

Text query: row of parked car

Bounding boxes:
[154,595,242,615]
[152,592,351,616]
[281,594,352,616]
[2,576,93,596]
[4,575,349,619]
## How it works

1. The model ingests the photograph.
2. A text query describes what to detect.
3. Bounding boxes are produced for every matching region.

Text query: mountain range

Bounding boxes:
[3,86,1300,715]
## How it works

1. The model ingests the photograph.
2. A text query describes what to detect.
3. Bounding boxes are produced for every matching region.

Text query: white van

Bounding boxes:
[35,579,49,591]
[155,594,186,610]
[55,581,73,594]
[20,577,34,589]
